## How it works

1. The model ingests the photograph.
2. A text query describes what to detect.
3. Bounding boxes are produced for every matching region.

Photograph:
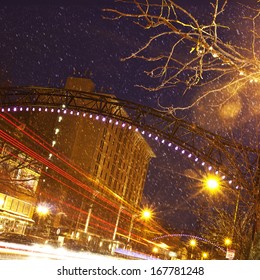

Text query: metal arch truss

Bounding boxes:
[0,86,259,184]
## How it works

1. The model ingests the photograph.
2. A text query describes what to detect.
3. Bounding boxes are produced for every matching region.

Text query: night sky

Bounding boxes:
[0,0,259,233]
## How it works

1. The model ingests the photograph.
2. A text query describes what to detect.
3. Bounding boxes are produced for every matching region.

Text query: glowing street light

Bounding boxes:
[201,252,209,259]
[35,204,50,235]
[36,205,49,216]
[127,207,153,243]
[224,237,232,247]
[203,174,221,193]
[189,238,197,247]
[152,247,159,254]
[189,238,197,259]
[141,208,153,220]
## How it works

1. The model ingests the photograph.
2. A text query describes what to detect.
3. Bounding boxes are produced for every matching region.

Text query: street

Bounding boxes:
[0,241,123,260]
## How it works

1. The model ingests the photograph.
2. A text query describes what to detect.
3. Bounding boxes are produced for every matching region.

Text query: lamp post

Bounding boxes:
[127,208,153,243]
[189,238,197,259]
[231,188,240,242]
[84,191,99,235]
[112,181,128,242]
[36,204,50,236]
[113,205,123,241]
[203,173,241,258]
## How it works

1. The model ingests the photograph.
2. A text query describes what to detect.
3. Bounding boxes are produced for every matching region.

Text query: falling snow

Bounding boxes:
[0,0,259,241]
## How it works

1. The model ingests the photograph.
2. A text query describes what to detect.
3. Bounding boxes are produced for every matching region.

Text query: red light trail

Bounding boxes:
[0,112,169,239]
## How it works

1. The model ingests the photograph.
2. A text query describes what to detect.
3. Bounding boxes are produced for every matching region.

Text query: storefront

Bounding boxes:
[0,193,35,234]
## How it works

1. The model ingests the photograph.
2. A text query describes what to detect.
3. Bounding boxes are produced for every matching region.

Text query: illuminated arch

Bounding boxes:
[0,86,258,185]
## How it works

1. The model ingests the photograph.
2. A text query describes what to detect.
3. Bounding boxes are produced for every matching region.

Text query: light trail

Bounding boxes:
[0,144,131,237]
[0,138,154,242]
[1,112,164,230]
[0,149,127,222]
[1,113,142,213]
[0,241,124,260]
[0,112,169,241]
[0,121,125,211]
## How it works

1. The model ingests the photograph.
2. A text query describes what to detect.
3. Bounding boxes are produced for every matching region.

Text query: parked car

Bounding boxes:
[63,239,89,252]
[0,232,46,246]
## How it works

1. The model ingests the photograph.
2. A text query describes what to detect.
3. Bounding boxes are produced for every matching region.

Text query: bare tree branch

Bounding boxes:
[104,0,260,112]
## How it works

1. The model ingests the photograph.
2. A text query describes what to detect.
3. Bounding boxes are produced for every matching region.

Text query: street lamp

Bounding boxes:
[152,247,159,254]
[35,204,50,236]
[142,208,153,220]
[203,174,221,193]
[224,237,232,247]
[201,252,209,260]
[189,238,197,247]
[189,238,197,259]
[203,174,241,253]
[127,208,153,243]
[36,204,49,216]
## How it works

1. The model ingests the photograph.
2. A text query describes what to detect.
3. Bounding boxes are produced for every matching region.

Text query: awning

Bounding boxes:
[0,210,35,223]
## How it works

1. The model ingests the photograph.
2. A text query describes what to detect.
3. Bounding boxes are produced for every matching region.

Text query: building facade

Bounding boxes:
[0,141,39,234]
[0,78,156,250]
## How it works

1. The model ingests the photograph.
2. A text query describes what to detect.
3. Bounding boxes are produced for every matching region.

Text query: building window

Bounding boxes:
[94,165,98,176]
[17,201,24,214]
[111,165,115,174]
[100,140,104,150]
[11,199,18,212]
[96,152,101,164]
[1,196,32,217]
[23,203,31,216]
[103,128,107,137]
[116,170,120,180]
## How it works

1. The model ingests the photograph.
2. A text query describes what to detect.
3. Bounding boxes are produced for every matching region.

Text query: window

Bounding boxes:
[111,165,115,174]
[94,165,98,176]
[17,201,24,214]
[96,153,101,164]
[100,140,104,150]
[23,204,31,215]
[116,170,120,180]
[11,199,18,212]
[4,197,12,210]
[2,196,32,217]
[103,128,107,136]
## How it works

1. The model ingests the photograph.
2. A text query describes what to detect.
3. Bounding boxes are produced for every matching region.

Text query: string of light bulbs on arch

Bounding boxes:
[1,105,240,193]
